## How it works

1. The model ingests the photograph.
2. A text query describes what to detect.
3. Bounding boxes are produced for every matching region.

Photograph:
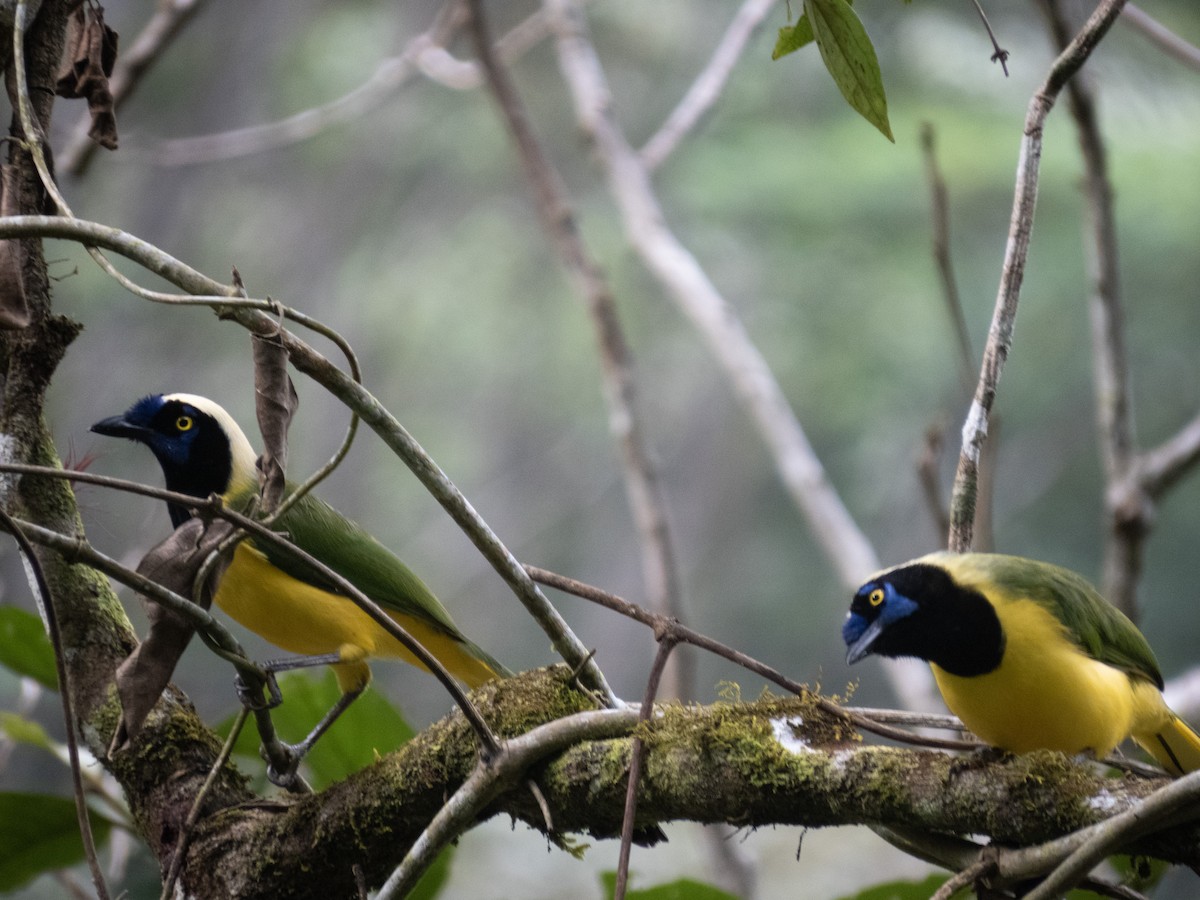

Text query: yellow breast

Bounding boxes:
[213,543,496,691]
[931,597,1150,757]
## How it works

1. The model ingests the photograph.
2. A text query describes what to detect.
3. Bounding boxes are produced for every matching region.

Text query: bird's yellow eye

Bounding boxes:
[868,588,885,607]
[175,415,194,432]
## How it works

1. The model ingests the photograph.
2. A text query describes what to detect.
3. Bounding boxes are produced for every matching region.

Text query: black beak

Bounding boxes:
[845,617,885,665]
[91,414,148,441]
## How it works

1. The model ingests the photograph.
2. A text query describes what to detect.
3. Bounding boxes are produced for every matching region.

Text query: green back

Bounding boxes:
[233,485,465,638]
[224,485,511,677]
[935,552,1164,688]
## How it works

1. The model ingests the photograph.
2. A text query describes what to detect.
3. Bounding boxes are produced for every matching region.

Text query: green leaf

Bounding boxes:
[0,711,57,752]
[600,872,737,900]
[0,792,113,891]
[804,0,894,141]
[218,669,415,789]
[771,0,858,59]
[771,17,814,59]
[1106,855,1169,893]
[0,606,58,689]
[835,873,950,900]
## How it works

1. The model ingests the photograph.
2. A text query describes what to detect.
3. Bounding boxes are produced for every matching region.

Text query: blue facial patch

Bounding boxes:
[126,393,167,425]
[877,583,918,625]
[842,611,868,646]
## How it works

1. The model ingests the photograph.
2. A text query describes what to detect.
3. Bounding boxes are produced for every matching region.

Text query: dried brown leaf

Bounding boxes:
[56,5,119,150]
[252,330,297,514]
[109,518,234,753]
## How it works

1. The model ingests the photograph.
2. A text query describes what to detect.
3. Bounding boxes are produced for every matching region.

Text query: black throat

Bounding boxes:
[156,425,233,528]
[879,564,1006,677]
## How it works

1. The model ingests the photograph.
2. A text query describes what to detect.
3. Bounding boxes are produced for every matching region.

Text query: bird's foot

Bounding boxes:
[949,744,1011,777]
[263,741,312,792]
[234,670,284,711]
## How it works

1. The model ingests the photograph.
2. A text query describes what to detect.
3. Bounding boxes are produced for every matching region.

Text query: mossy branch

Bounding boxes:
[103,666,1196,899]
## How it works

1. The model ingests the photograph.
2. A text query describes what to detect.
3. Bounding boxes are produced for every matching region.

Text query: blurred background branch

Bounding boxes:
[466,0,692,703]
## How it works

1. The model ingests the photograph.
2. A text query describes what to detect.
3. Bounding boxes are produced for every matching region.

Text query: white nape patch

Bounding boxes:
[163,392,260,484]
[771,717,813,755]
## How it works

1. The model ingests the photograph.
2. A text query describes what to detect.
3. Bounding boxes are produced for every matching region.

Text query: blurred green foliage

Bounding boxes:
[601,871,738,899]
[0,793,113,892]
[0,608,57,690]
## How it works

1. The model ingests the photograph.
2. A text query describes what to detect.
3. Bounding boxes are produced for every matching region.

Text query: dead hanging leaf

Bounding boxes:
[0,165,29,329]
[109,517,234,753]
[56,4,119,151]
[252,330,297,515]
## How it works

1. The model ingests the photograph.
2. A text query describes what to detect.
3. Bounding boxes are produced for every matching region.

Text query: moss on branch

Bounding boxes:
[142,667,1200,899]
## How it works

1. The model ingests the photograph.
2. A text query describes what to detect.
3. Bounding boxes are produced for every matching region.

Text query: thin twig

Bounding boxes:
[416,1,592,90]
[930,854,994,900]
[1037,0,1140,616]
[614,634,676,900]
[159,706,250,900]
[919,123,973,391]
[1120,3,1200,72]
[917,421,951,540]
[466,0,691,700]
[970,0,1010,75]
[377,707,641,899]
[846,706,964,731]
[527,565,978,752]
[0,217,260,306]
[0,225,363,524]
[141,0,600,164]
[948,0,1129,552]
[1137,411,1200,498]
[145,2,465,166]
[639,0,775,172]
[0,505,110,900]
[1022,769,1200,900]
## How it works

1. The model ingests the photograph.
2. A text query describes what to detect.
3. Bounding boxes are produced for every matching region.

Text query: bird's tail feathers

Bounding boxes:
[1138,714,1200,776]
[463,639,513,685]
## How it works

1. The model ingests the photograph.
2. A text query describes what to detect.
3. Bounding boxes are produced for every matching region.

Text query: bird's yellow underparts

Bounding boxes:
[844,551,1200,776]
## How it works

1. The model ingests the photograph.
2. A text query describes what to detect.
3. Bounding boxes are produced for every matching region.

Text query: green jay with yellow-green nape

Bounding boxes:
[93,392,509,782]
[843,551,1200,775]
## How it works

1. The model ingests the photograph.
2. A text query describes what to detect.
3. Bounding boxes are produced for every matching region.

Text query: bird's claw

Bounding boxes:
[234,670,284,711]
[263,741,304,789]
[949,744,1011,777]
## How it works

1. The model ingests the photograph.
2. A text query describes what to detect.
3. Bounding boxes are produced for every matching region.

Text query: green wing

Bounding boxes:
[969,553,1164,689]
[241,487,467,639]
[227,485,510,677]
